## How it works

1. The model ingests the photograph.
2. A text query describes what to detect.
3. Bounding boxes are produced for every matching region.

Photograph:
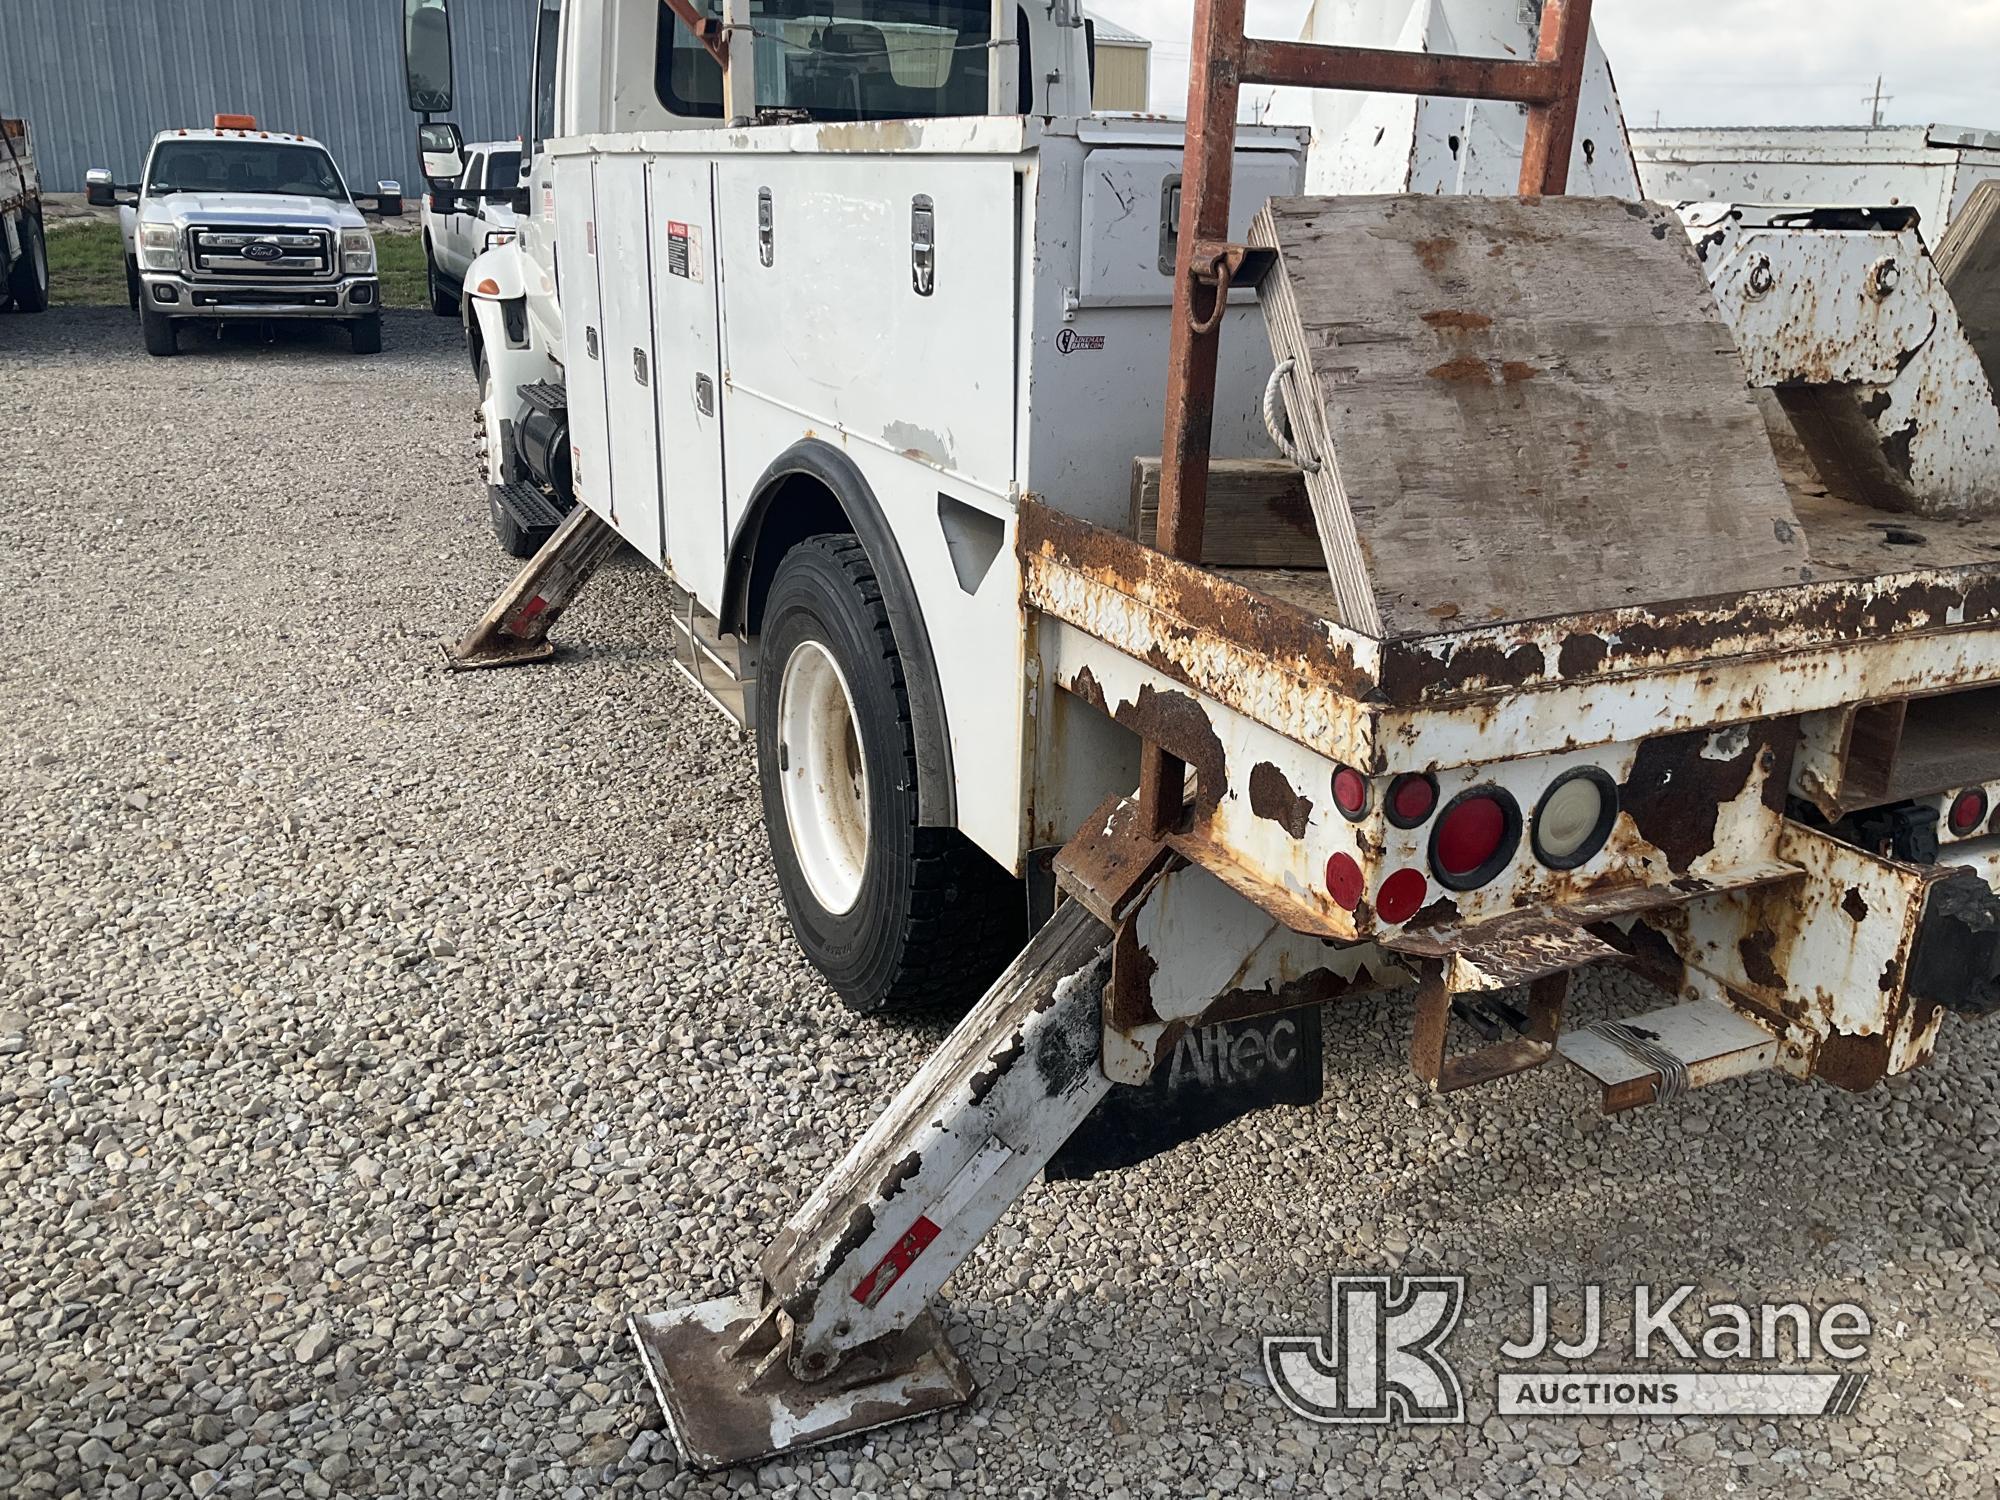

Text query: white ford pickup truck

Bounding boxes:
[88,115,400,357]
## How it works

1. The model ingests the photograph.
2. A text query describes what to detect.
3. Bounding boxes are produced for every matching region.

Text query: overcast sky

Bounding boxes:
[1092,1,2000,129]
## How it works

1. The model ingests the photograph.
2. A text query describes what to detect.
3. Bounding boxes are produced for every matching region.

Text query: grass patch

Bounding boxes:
[46,222,128,306]
[46,221,428,309]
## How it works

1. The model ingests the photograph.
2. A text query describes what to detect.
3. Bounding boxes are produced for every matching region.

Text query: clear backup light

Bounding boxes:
[341,228,377,276]
[1532,767,1620,869]
[138,222,181,272]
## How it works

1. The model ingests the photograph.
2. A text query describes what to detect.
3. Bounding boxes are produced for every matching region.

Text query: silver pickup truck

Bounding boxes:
[88,116,399,357]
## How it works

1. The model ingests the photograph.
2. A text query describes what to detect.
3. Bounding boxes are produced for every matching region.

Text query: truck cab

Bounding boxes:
[90,116,397,357]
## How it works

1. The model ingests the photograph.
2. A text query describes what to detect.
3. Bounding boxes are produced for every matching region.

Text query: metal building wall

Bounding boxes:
[0,0,535,190]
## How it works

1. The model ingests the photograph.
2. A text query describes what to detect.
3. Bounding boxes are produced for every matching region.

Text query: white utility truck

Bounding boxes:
[0,112,49,314]
[86,116,401,357]
[408,0,2000,1469]
[421,138,523,317]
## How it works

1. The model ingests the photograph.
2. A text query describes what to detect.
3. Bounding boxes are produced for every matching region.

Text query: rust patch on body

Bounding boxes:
[1248,761,1313,839]
[1019,500,1376,699]
[1842,887,1870,922]
[1557,632,1610,676]
[1814,1024,1909,1093]
[1738,928,1783,990]
[1111,685,1229,818]
[875,1151,923,1202]
[1421,309,1492,332]
[1621,727,1762,874]
[1068,664,1107,712]
[1500,361,1541,384]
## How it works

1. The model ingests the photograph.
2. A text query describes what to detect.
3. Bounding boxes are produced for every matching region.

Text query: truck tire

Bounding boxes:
[349,314,383,355]
[125,257,141,311]
[141,303,177,356]
[426,241,458,317]
[756,535,1023,1013]
[7,206,48,313]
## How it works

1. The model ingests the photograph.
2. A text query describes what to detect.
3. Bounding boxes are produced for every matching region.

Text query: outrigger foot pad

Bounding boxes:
[441,504,621,671]
[629,1295,974,1471]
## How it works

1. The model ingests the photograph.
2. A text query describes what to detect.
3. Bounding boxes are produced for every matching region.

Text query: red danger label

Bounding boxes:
[851,1216,940,1308]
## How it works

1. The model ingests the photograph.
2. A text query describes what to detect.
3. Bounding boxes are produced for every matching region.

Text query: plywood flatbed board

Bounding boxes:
[1250,194,1812,638]
[1937,179,2000,395]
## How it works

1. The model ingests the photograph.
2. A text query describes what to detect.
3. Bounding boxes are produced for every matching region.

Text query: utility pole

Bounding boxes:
[1864,75,1892,128]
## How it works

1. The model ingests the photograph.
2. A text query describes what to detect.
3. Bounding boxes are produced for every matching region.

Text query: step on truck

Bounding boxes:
[404,0,2000,1468]
[0,111,49,314]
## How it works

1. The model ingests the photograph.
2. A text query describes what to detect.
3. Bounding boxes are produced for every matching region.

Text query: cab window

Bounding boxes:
[656,0,991,122]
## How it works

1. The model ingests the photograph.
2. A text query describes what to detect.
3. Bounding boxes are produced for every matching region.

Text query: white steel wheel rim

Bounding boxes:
[778,639,871,916]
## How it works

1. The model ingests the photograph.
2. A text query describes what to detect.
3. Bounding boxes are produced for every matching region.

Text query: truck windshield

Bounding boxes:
[486,149,523,189]
[146,141,346,200]
[657,0,990,121]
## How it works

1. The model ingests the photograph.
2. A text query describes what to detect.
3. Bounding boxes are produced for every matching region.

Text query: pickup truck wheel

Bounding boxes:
[427,241,458,317]
[7,207,49,313]
[140,303,177,356]
[125,257,141,311]
[756,535,1023,1013]
[349,314,383,355]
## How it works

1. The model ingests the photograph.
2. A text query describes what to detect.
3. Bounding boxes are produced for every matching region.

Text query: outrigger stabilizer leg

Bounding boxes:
[629,901,1119,1470]
[441,504,622,670]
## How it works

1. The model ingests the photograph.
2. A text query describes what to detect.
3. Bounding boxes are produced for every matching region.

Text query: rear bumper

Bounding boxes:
[140,271,378,319]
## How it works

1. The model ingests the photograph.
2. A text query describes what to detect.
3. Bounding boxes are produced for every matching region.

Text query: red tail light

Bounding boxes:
[1326,853,1364,910]
[1387,773,1439,828]
[1949,787,1988,836]
[1332,766,1369,819]
[1376,868,1427,924]
[1429,788,1522,890]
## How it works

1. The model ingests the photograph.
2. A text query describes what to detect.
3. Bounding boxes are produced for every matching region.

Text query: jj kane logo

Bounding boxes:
[1267,1278,1871,1425]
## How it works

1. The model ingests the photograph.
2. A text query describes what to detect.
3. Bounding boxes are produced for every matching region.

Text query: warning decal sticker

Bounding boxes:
[667,220,702,280]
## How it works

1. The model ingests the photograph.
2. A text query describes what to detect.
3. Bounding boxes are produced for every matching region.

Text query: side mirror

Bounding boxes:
[86,167,117,208]
[416,121,464,185]
[403,0,455,114]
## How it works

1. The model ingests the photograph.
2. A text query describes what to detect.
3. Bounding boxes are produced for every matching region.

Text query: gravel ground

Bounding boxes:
[2,307,1997,1500]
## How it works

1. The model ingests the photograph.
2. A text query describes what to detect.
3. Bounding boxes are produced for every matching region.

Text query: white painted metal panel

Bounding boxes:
[1077,146,1300,307]
[647,156,729,609]
[714,154,1020,492]
[1632,125,2000,242]
[596,153,667,565]
[552,153,615,536]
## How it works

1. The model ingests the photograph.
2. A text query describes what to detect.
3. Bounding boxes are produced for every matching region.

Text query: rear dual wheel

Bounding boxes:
[6,207,48,313]
[756,535,1023,1013]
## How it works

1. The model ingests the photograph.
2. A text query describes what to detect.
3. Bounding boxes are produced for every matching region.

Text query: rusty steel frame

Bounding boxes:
[1135,0,1597,838]
[661,0,730,66]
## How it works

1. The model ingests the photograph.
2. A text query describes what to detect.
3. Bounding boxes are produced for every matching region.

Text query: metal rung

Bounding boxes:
[1556,999,1778,1114]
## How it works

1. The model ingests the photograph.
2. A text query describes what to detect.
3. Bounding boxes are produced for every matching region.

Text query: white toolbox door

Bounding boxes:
[714,156,1019,488]
[595,154,667,565]
[552,155,614,536]
[648,159,727,609]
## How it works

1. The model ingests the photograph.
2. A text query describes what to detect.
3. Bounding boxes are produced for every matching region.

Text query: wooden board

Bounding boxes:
[1250,194,1812,638]
[1128,457,1322,567]
[1937,180,2000,395]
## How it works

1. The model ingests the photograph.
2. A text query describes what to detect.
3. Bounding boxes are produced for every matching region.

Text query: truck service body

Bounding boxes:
[405,0,2000,1467]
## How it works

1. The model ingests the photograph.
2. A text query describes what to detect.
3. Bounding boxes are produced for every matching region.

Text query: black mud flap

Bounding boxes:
[1910,868,2000,1019]
[1044,1005,1323,1181]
